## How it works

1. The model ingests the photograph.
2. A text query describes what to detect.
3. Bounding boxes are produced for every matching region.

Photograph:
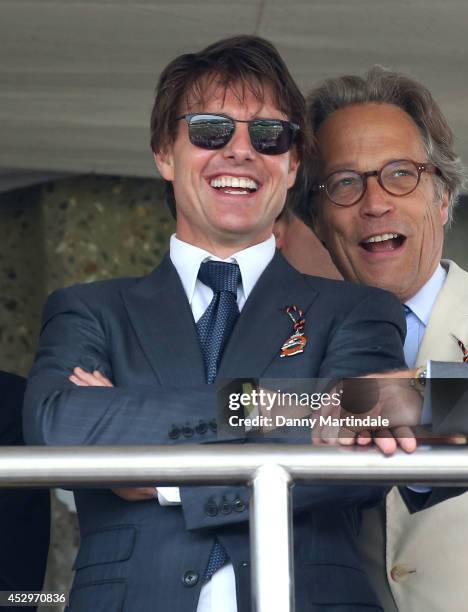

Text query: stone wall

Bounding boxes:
[0,186,44,374]
[0,174,174,375]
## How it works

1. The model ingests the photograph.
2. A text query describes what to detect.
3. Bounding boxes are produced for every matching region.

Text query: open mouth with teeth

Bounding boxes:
[210,175,259,195]
[360,233,406,252]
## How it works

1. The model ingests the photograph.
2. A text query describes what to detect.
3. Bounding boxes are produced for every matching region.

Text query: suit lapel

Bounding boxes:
[417,260,468,365]
[218,251,318,378]
[120,254,205,386]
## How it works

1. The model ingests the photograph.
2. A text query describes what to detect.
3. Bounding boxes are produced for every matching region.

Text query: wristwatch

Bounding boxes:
[410,365,427,396]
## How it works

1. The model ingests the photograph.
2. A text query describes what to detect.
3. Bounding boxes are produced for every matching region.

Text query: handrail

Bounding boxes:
[1,445,468,486]
[1,445,468,612]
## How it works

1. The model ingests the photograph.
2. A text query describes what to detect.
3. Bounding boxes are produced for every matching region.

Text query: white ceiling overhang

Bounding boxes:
[1,1,467,187]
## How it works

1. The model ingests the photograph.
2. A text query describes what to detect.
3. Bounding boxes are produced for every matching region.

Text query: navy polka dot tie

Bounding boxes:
[196,260,241,385]
[203,538,229,584]
[196,260,241,581]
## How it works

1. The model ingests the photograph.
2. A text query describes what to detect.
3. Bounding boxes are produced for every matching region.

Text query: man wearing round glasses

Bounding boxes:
[318,159,440,209]
[312,102,452,305]
[25,39,408,611]
[296,67,468,612]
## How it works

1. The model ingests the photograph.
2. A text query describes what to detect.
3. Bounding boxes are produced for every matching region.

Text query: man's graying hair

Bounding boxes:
[302,66,466,225]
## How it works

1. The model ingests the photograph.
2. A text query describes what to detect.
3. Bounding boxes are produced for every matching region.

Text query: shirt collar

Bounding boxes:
[405,263,447,326]
[169,234,276,304]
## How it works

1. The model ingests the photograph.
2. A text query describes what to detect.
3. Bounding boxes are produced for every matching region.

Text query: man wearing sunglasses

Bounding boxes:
[24,38,408,611]
[282,67,467,612]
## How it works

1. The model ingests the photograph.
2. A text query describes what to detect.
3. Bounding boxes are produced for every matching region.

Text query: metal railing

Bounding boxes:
[1,444,468,612]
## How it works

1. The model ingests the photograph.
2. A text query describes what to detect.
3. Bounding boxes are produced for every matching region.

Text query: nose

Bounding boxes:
[222,121,256,163]
[359,175,394,217]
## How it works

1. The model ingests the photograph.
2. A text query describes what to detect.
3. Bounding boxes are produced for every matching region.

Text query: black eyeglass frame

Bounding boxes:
[317,159,441,207]
[176,113,300,155]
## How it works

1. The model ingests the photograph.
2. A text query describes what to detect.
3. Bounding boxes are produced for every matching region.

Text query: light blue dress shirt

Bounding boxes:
[403,264,447,368]
[404,264,447,492]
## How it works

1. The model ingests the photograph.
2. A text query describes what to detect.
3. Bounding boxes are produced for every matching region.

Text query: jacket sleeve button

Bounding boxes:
[182,424,194,438]
[233,498,246,512]
[205,501,218,517]
[195,420,208,435]
[168,425,180,440]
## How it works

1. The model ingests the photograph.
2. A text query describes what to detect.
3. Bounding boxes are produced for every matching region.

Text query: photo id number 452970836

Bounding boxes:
[0,592,68,607]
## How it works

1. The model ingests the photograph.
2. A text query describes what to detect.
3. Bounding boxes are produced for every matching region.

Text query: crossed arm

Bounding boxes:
[69,367,156,501]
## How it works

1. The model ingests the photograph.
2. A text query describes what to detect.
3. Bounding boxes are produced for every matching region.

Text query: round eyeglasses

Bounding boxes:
[317,159,441,207]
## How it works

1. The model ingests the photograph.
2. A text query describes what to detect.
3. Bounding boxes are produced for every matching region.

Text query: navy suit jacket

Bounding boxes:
[24,251,406,612]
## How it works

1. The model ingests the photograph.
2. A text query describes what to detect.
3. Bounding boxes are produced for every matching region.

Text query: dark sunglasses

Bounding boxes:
[176,113,300,155]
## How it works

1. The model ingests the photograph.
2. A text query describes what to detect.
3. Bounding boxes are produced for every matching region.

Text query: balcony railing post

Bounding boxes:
[250,464,294,612]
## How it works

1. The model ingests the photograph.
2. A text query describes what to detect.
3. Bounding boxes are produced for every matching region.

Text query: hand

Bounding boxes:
[69,367,113,387]
[313,373,420,455]
[341,371,421,455]
[111,487,158,501]
[354,427,417,455]
[313,416,416,456]
[69,367,158,501]
[346,370,423,426]
[354,425,467,455]
[255,378,418,455]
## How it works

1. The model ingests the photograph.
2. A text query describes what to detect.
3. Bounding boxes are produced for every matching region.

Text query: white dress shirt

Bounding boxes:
[160,234,276,612]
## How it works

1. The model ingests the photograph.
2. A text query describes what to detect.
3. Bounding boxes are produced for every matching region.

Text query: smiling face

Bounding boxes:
[154,80,299,257]
[314,103,449,302]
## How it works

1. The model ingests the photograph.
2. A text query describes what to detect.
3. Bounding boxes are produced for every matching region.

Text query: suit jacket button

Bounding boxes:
[233,499,246,512]
[205,501,218,517]
[168,426,180,440]
[220,501,232,514]
[209,419,218,432]
[182,570,199,587]
[195,420,208,435]
[182,425,194,438]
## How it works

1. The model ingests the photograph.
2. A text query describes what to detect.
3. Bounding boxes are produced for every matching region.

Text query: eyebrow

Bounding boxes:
[324,157,414,175]
[325,164,358,173]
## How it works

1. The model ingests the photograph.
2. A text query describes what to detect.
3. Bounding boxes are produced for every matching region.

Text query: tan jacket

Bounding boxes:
[360,260,468,612]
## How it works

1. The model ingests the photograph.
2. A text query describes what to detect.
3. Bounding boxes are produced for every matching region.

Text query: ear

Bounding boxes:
[273,217,286,249]
[440,186,450,226]
[153,149,174,182]
[286,150,300,189]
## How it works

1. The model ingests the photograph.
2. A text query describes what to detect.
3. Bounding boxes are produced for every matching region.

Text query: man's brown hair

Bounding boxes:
[150,35,310,217]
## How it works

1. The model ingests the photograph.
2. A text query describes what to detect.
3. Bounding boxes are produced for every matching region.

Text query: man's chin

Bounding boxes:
[356,270,407,297]
[215,222,272,243]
